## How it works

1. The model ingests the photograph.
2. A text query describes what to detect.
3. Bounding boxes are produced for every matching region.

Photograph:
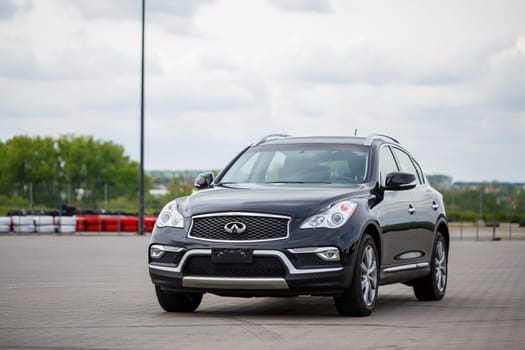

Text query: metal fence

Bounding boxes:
[0,181,169,216]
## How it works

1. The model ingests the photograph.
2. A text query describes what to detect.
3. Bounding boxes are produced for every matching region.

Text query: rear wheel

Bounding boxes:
[413,232,448,301]
[334,234,378,316]
[155,286,203,312]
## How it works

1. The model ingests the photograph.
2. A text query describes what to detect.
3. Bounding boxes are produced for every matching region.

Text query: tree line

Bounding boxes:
[0,135,145,213]
[427,176,525,222]
[1,136,523,222]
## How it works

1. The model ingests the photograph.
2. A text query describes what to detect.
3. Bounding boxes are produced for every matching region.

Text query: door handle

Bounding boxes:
[408,204,416,215]
[431,201,439,211]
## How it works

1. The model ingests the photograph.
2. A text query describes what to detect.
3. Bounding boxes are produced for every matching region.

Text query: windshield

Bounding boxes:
[219,143,370,185]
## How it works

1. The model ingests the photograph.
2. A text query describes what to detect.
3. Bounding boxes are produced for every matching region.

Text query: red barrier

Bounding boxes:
[101,216,119,232]
[121,216,138,232]
[144,216,156,232]
[83,215,101,232]
[75,216,86,231]
[62,214,157,233]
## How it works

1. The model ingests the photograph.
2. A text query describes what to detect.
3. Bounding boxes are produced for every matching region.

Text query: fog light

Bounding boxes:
[150,244,184,259]
[288,247,341,262]
[150,245,165,259]
[316,249,340,261]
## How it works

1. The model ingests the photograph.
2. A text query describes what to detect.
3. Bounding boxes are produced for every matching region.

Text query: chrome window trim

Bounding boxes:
[188,212,291,243]
[382,262,430,273]
[149,248,343,275]
[378,144,400,187]
[388,145,423,186]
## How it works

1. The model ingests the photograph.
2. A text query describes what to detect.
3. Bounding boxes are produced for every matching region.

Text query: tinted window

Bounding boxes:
[392,148,421,184]
[220,144,370,185]
[379,146,399,186]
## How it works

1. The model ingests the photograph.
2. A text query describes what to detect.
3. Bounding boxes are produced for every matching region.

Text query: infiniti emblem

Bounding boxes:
[224,222,247,234]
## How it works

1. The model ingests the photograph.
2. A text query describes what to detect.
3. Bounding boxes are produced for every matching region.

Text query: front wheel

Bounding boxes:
[413,232,448,301]
[334,234,378,316]
[155,286,203,312]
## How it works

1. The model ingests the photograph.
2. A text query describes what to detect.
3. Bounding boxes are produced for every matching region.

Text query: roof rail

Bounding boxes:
[365,133,400,145]
[252,133,291,146]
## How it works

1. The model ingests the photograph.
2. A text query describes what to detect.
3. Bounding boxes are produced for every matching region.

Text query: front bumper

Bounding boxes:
[149,248,353,296]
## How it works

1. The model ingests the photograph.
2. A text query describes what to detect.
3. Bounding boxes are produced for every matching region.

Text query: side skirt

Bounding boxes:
[379,262,431,285]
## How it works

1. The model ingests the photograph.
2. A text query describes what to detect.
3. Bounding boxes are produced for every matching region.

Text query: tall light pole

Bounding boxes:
[138,0,145,235]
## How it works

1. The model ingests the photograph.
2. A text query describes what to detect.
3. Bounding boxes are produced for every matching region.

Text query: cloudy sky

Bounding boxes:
[1,0,524,182]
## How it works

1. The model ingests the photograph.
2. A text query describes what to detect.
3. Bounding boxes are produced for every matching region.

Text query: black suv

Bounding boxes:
[149,134,449,316]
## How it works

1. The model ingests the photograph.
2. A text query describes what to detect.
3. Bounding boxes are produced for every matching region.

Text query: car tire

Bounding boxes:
[334,233,379,316]
[412,232,448,301]
[155,286,203,312]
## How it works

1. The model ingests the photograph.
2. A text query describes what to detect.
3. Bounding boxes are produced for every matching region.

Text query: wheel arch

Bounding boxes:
[436,215,449,252]
[359,220,382,261]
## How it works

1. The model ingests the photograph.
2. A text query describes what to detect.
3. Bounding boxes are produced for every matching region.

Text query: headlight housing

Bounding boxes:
[300,200,357,229]
[156,200,184,228]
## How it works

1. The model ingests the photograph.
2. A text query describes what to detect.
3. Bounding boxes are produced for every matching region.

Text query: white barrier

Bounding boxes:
[0,216,9,233]
[13,224,35,233]
[33,216,53,226]
[2,215,78,234]
[35,225,55,233]
[33,216,55,234]
[11,216,33,225]
[0,217,10,233]
[12,216,35,233]
[56,216,76,234]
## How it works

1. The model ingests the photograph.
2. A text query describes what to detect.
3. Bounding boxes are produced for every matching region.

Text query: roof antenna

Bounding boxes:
[354,129,358,136]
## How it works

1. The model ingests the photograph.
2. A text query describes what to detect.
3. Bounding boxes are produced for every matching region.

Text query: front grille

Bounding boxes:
[183,256,286,277]
[189,214,289,242]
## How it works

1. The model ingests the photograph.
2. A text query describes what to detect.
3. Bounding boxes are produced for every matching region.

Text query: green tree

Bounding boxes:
[0,134,148,213]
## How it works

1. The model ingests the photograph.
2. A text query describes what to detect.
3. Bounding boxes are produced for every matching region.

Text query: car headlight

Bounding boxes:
[156,200,184,228]
[300,200,357,229]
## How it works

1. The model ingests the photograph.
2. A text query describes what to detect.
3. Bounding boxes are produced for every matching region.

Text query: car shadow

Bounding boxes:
[185,292,422,318]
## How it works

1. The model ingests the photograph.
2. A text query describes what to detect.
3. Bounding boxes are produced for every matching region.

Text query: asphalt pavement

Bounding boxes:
[0,233,524,349]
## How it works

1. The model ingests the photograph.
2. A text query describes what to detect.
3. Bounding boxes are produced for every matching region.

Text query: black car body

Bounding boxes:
[149,134,449,316]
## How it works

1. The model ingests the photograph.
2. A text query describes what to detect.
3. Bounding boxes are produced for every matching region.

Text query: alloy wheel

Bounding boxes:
[434,240,447,292]
[361,245,378,306]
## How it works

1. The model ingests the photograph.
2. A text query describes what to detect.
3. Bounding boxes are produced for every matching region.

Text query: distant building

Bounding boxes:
[149,184,169,197]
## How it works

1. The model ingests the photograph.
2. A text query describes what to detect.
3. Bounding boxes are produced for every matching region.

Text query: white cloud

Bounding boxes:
[268,0,332,13]
[0,0,524,181]
[484,37,525,111]
[61,0,214,20]
[0,0,31,21]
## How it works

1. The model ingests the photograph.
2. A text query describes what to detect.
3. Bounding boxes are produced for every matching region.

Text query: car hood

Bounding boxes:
[180,183,370,218]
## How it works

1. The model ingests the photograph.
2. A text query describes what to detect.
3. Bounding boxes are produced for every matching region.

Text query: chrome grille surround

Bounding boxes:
[188,212,291,243]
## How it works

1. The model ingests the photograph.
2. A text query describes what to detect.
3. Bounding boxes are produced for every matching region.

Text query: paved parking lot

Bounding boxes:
[0,234,524,350]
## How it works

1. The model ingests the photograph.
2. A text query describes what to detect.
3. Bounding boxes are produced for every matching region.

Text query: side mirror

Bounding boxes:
[384,172,417,191]
[194,172,214,190]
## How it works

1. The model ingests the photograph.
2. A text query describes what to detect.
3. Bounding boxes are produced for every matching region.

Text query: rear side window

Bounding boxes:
[391,148,421,184]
